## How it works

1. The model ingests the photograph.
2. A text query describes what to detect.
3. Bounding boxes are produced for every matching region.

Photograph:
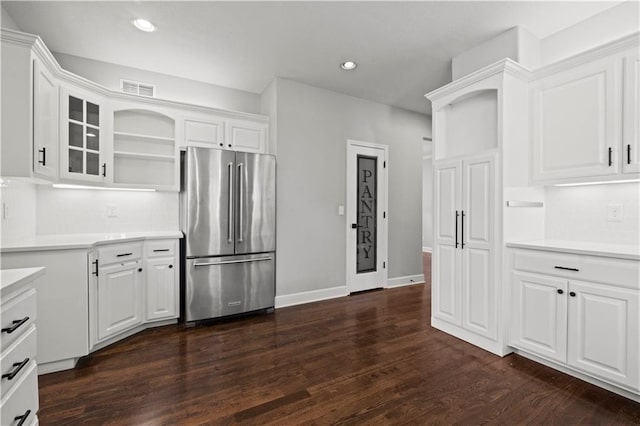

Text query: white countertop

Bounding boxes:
[506,240,640,260]
[1,267,45,294]
[0,231,183,253]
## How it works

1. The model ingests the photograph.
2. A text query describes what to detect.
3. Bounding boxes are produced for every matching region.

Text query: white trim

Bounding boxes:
[275,286,349,309]
[422,246,432,253]
[346,139,389,294]
[38,358,79,375]
[386,275,425,288]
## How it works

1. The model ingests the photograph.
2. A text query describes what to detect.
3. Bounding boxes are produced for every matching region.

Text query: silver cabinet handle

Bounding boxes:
[227,162,233,243]
[194,257,272,267]
[238,162,244,243]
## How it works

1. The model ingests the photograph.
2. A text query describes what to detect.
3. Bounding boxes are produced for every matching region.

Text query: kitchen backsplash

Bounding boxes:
[36,185,179,235]
[0,179,37,245]
[545,182,639,245]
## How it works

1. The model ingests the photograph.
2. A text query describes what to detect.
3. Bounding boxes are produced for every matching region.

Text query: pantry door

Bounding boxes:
[346,140,388,293]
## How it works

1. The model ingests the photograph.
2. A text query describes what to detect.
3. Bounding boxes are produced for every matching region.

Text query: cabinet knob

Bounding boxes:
[219,143,223,147]
[138,268,143,272]
[228,144,232,148]
[169,265,173,269]
[569,291,576,297]
[557,289,564,295]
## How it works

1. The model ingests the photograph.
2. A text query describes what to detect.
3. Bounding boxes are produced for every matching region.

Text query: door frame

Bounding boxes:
[346,139,389,293]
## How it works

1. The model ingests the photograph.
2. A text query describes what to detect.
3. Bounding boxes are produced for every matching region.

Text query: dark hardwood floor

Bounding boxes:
[39,254,639,425]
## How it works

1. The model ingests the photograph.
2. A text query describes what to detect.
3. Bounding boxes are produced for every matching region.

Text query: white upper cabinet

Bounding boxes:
[623,50,640,174]
[226,119,267,153]
[184,117,226,149]
[33,58,59,179]
[183,114,268,154]
[59,86,109,184]
[531,56,621,182]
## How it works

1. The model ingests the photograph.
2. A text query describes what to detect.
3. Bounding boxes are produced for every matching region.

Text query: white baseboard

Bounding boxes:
[386,274,425,288]
[275,285,349,308]
[422,246,432,253]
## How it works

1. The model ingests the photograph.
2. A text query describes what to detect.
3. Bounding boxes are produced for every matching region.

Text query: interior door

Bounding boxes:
[433,159,461,325]
[235,152,276,254]
[346,140,388,293]
[185,147,236,257]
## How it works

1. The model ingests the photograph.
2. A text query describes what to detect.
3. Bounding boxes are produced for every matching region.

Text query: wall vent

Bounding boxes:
[120,79,156,97]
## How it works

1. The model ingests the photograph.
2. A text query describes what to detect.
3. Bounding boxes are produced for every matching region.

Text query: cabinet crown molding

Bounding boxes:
[425,58,531,103]
[0,28,269,123]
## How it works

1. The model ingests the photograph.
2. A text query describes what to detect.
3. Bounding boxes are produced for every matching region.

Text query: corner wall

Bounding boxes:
[274,78,431,297]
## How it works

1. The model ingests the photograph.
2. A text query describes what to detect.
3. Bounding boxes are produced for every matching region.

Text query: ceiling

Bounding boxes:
[2,1,623,115]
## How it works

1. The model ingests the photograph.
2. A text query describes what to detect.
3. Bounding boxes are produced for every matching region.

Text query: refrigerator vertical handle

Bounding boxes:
[228,162,233,243]
[238,162,244,243]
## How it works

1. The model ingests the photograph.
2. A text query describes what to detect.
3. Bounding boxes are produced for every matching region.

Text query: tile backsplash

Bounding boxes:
[545,182,639,245]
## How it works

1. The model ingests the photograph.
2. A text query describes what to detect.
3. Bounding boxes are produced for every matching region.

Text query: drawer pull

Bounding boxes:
[569,291,577,297]
[554,266,579,272]
[557,289,564,295]
[1,317,29,334]
[14,409,31,426]
[153,249,170,252]
[2,358,29,380]
[116,253,133,257]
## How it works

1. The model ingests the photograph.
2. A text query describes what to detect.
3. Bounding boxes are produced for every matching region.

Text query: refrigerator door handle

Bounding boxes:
[194,257,272,267]
[238,162,244,243]
[227,162,234,243]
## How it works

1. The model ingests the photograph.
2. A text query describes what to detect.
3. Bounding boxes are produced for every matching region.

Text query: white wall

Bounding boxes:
[274,78,430,297]
[545,183,640,245]
[422,157,433,251]
[35,186,178,235]
[1,6,20,30]
[542,0,639,65]
[0,179,36,246]
[259,79,278,156]
[53,52,262,114]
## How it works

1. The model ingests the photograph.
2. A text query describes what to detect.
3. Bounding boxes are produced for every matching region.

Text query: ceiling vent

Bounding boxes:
[120,79,156,97]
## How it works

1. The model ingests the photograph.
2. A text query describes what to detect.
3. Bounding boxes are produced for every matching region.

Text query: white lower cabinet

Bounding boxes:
[90,239,179,350]
[96,260,144,342]
[510,249,640,395]
[144,240,179,321]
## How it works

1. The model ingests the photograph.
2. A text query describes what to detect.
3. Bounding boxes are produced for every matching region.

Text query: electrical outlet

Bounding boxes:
[106,204,119,218]
[607,204,623,222]
[338,205,345,216]
[2,202,8,220]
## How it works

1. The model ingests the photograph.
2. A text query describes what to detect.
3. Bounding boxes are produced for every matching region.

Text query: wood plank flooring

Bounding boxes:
[39,255,639,424]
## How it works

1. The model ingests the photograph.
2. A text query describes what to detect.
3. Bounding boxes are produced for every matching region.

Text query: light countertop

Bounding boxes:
[0,231,183,253]
[506,240,640,261]
[1,267,45,294]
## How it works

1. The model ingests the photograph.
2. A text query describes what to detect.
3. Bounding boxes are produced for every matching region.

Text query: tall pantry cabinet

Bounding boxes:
[426,60,538,355]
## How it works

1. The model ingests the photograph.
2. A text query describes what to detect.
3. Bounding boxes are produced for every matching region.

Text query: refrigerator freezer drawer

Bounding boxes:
[185,253,275,321]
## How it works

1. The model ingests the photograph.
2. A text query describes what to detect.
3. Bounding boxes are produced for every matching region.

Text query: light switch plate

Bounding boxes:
[106,204,119,218]
[607,204,623,222]
[338,205,345,216]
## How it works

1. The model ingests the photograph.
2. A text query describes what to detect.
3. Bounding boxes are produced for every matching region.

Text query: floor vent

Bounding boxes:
[120,79,156,97]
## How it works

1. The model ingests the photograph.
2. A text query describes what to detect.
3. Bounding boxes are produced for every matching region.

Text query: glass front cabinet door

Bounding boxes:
[60,87,108,183]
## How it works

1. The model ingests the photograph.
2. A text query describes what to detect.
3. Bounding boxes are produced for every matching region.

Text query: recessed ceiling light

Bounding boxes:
[340,61,357,71]
[132,18,157,32]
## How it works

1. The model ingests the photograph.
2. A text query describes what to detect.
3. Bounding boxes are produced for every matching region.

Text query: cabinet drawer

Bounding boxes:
[513,249,640,290]
[0,360,38,426]
[1,325,36,399]
[1,289,37,352]
[98,243,143,265]
[145,240,177,258]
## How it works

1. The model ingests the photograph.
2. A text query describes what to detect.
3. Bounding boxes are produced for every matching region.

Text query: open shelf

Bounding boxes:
[113,131,175,142]
[113,151,175,161]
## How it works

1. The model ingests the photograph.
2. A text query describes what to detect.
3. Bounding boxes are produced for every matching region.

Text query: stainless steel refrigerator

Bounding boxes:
[181,146,276,322]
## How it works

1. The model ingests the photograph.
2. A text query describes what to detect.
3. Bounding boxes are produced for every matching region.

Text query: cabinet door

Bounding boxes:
[531,57,621,182]
[59,87,108,183]
[96,261,143,342]
[145,257,178,321]
[511,272,568,363]
[33,59,58,179]
[184,118,225,149]
[623,50,640,174]
[432,160,461,325]
[227,119,266,153]
[567,280,639,391]
[461,155,496,339]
